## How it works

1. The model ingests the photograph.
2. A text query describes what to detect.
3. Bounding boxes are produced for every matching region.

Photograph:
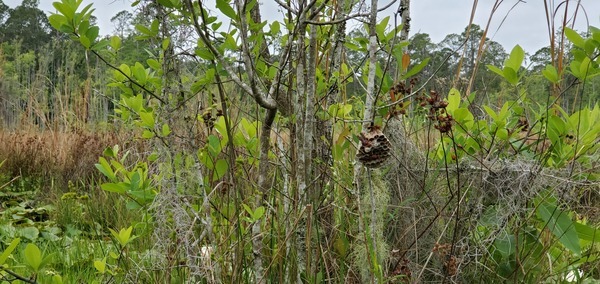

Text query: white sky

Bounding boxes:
[5,0,600,54]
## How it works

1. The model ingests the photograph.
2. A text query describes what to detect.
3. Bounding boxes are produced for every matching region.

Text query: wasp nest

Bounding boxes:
[356,125,392,168]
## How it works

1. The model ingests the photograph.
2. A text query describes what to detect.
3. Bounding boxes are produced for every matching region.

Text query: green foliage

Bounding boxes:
[13,0,597,282]
[487,45,524,85]
[95,145,156,209]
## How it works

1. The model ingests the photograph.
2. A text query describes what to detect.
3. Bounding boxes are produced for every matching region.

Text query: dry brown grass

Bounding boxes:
[0,129,121,184]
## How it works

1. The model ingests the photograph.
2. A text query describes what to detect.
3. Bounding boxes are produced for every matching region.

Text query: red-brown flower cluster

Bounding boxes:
[388,78,418,116]
[417,90,453,133]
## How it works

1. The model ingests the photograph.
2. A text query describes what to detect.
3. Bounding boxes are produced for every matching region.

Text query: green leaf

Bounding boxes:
[20,227,39,240]
[53,2,75,20]
[565,27,585,48]
[487,64,504,78]
[216,0,238,21]
[537,202,581,255]
[23,243,43,272]
[542,65,559,83]
[506,45,524,71]
[161,124,171,136]
[109,226,135,247]
[132,62,147,85]
[375,16,390,40]
[195,47,215,60]
[48,14,67,31]
[147,58,161,70]
[157,0,175,8]
[446,88,461,115]
[207,135,222,157]
[0,238,20,265]
[483,105,498,121]
[252,206,265,220]
[402,58,429,79]
[493,232,515,259]
[270,21,280,34]
[52,274,63,284]
[94,258,106,273]
[213,159,228,180]
[95,157,116,181]
[101,182,128,194]
[86,26,99,43]
[142,130,155,139]
[502,67,518,85]
[579,57,592,79]
[139,111,155,128]
[135,24,153,36]
[91,38,109,51]
[162,38,170,51]
[79,35,91,49]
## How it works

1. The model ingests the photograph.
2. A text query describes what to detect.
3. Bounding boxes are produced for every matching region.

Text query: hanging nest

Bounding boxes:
[356,125,392,168]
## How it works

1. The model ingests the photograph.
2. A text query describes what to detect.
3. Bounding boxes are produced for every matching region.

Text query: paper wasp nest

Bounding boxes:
[356,126,392,168]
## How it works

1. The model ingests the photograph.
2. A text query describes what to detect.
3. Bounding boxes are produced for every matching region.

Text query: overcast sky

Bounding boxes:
[5,0,600,54]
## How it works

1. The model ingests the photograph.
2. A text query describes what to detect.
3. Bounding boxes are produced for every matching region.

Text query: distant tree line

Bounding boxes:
[0,0,597,128]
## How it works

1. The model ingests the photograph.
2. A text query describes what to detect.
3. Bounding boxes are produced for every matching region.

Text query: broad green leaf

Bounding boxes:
[147,58,160,70]
[133,62,147,85]
[446,88,461,114]
[579,57,592,79]
[243,204,253,217]
[86,26,99,43]
[375,16,390,40]
[216,0,238,21]
[252,206,265,220]
[542,65,559,83]
[195,47,215,60]
[547,115,566,144]
[148,19,159,35]
[108,35,121,51]
[574,222,599,246]
[20,227,39,240]
[109,226,134,247]
[483,105,498,121]
[493,232,515,259]
[162,124,171,136]
[135,24,153,36]
[270,21,280,34]
[213,116,229,142]
[53,2,75,20]
[207,135,222,157]
[101,182,128,194]
[213,159,228,180]
[453,108,474,128]
[502,67,518,85]
[94,259,106,273]
[95,157,116,181]
[565,27,585,48]
[52,274,63,284]
[139,111,155,128]
[506,45,524,71]
[130,171,141,191]
[23,243,43,272]
[0,238,20,265]
[91,38,109,51]
[537,202,581,255]
[162,38,170,51]
[157,0,175,8]
[79,35,91,49]
[48,14,67,30]
[487,65,504,78]
[402,58,430,79]
[142,130,155,139]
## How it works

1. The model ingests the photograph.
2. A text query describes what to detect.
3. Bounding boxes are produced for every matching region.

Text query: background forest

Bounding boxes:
[0,0,599,283]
